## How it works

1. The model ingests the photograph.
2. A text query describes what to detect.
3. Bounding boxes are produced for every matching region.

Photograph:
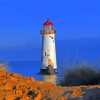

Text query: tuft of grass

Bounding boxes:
[60,61,100,86]
[0,64,7,72]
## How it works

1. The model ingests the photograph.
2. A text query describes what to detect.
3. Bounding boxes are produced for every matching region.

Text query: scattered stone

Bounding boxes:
[12,86,16,90]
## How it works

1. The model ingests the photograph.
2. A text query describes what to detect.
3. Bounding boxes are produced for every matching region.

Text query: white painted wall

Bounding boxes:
[41,34,57,69]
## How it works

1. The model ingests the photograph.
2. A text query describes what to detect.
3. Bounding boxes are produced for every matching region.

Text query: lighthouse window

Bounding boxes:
[44,26,52,31]
[48,26,52,30]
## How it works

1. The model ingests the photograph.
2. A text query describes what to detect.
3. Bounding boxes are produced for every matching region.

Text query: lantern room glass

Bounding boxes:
[44,25,54,31]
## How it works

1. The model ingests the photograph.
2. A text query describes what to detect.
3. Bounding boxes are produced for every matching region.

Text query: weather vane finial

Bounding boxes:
[47,18,50,21]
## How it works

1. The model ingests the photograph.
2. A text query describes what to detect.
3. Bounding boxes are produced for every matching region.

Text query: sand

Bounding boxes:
[0,71,100,100]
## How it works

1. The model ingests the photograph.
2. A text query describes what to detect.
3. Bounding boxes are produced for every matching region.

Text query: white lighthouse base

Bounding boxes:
[40,67,57,75]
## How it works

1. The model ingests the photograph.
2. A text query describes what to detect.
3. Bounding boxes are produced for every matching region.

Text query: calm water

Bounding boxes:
[7,61,60,84]
[6,60,100,84]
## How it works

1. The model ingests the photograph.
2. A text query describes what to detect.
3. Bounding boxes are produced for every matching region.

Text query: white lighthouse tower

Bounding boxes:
[40,19,57,74]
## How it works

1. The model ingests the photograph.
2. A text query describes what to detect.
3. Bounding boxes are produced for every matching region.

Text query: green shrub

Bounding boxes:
[60,61,100,86]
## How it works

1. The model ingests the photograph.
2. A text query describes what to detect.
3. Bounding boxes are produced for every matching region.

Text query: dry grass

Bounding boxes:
[60,61,100,86]
[0,64,7,71]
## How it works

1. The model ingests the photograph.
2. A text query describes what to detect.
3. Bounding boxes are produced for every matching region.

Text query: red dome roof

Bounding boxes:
[43,19,54,26]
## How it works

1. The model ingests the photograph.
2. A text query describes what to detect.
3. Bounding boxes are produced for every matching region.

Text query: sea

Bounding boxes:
[0,37,100,84]
[7,61,60,84]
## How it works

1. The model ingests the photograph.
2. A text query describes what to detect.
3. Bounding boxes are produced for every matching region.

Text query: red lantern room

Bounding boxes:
[43,19,55,31]
[41,19,56,34]
[43,19,54,26]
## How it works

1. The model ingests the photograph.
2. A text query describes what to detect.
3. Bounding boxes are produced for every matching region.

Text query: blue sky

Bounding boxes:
[0,0,100,61]
[0,0,100,48]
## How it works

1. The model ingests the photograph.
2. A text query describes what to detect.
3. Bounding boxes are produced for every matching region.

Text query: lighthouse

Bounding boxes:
[40,19,57,74]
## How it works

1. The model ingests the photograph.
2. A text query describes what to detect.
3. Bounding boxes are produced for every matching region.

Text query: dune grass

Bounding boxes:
[0,64,7,71]
[60,61,100,86]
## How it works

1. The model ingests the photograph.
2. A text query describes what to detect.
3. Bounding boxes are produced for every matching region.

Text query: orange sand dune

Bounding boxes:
[0,71,100,100]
